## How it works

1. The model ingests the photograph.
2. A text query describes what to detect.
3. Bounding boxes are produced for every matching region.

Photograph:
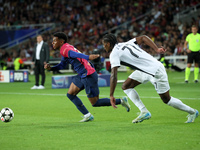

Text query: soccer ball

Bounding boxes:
[0,107,14,123]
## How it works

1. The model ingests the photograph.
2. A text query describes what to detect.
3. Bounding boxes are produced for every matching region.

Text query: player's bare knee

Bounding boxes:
[161,97,170,104]
[91,101,97,106]
[162,99,169,104]
[122,83,128,90]
[89,97,98,106]
[159,92,171,104]
[67,93,76,100]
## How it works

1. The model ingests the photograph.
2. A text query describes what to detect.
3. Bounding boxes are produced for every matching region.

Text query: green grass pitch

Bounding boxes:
[0,71,200,150]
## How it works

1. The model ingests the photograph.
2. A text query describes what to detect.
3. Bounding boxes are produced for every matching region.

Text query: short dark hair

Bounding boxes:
[192,25,197,28]
[103,33,118,48]
[53,32,68,43]
[37,34,43,38]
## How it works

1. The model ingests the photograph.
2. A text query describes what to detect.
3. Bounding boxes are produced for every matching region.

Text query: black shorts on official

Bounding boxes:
[187,51,200,63]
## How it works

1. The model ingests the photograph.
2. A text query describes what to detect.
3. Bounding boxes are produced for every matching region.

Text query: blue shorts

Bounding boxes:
[72,72,99,98]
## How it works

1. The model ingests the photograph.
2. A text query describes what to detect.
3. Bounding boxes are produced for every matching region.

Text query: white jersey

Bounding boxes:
[110,38,161,76]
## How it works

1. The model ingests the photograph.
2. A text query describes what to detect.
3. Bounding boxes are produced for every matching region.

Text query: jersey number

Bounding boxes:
[122,45,140,58]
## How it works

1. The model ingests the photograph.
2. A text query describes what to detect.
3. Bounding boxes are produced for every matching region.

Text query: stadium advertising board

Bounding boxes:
[0,70,29,83]
[0,70,10,83]
[52,74,110,89]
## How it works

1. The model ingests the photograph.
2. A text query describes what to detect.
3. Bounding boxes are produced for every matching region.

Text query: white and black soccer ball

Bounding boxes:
[0,107,14,123]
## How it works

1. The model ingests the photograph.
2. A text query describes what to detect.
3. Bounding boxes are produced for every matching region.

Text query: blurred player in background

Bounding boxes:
[184,25,200,83]
[44,32,130,122]
[102,33,198,123]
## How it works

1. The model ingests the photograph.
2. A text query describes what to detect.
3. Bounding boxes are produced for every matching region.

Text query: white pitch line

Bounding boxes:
[173,77,185,79]
[0,92,199,100]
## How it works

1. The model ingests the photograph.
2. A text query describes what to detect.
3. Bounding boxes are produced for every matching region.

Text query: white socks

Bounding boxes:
[167,96,195,114]
[123,89,148,112]
[84,113,91,118]
[124,89,195,115]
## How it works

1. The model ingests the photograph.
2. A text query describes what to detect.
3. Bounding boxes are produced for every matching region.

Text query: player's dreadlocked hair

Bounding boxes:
[103,33,118,48]
[53,32,68,43]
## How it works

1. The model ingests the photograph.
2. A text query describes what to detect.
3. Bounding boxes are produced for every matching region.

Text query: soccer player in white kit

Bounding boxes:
[102,33,199,123]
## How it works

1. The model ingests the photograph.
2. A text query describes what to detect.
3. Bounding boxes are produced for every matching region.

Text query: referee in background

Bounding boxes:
[184,25,200,83]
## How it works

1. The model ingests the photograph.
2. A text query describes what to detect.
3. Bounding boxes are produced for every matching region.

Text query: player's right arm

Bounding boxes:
[44,63,51,70]
[110,66,118,109]
[184,38,190,53]
[184,40,188,50]
[44,57,67,71]
[109,50,120,109]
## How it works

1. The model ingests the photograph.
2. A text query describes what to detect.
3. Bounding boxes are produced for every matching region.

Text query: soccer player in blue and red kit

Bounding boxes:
[44,32,130,122]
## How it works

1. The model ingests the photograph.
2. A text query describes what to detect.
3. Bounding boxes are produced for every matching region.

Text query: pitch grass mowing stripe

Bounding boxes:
[0,92,200,100]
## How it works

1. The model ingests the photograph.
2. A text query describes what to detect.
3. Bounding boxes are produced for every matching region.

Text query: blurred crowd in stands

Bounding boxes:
[0,0,200,70]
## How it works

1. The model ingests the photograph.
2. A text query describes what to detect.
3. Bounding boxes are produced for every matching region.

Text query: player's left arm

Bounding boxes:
[136,35,166,54]
[68,50,99,60]
[110,66,118,109]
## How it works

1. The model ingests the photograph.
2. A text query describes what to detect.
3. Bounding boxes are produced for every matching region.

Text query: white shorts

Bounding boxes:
[129,64,170,94]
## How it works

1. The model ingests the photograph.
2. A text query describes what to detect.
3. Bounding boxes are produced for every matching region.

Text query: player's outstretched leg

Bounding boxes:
[132,112,151,123]
[80,96,131,122]
[121,96,131,112]
[167,96,198,123]
[185,109,199,123]
[92,97,130,112]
